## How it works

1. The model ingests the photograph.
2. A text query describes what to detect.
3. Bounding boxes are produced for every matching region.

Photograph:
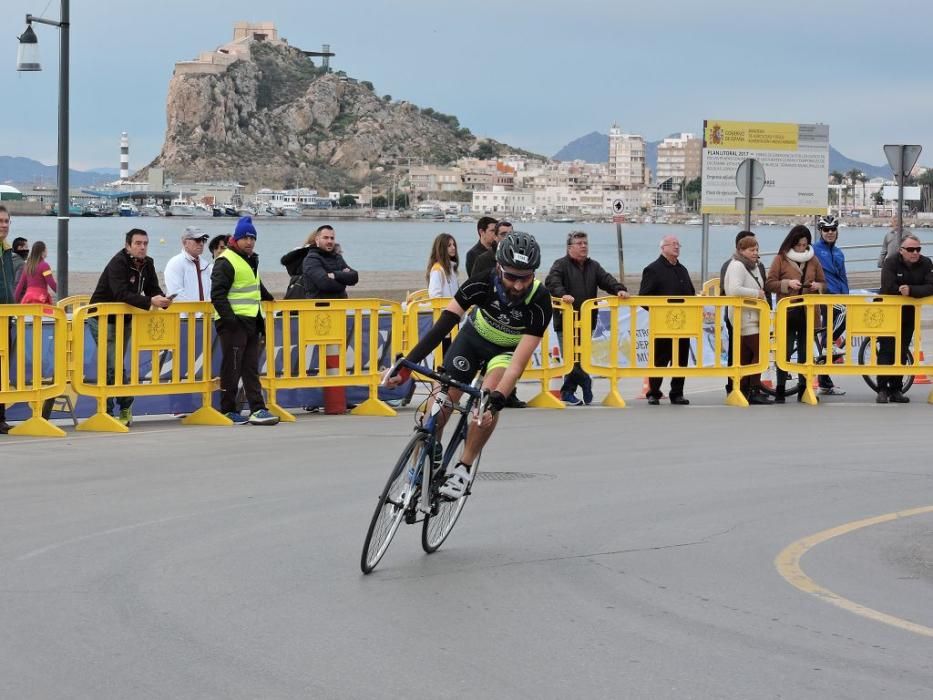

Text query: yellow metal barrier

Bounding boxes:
[774,294,933,405]
[57,295,90,316]
[401,296,573,409]
[405,289,429,304]
[403,295,460,373]
[0,304,69,437]
[702,278,721,296]
[71,302,228,432]
[578,296,770,407]
[521,297,574,409]
[262,298,402,420]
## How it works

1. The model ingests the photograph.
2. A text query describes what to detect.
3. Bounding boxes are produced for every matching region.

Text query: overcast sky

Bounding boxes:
[2,0,929,171]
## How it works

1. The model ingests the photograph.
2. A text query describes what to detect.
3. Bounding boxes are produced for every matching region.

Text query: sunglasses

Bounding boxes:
[902,246,922,253]
[500,270,534,282]
[822,227,838,233]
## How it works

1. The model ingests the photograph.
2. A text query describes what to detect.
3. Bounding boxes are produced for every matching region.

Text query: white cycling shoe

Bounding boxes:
[438,463,473,500]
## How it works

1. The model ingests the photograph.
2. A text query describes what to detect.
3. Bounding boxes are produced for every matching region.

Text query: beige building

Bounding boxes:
[409,166,463,193]
[174,22,287,76]
[656,133,702,187]
[608,124,647,188]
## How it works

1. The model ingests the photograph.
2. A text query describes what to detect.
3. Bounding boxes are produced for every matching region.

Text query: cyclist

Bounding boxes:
[385,232,551,499]
[812,214,848,396]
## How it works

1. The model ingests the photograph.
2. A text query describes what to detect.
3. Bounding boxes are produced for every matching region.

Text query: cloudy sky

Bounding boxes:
[2,0,929,170]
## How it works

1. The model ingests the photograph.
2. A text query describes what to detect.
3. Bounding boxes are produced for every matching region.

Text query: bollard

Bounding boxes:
[323,343,346,414]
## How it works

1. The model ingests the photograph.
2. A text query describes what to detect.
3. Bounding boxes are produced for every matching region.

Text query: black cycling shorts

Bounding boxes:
[441,323,514,384]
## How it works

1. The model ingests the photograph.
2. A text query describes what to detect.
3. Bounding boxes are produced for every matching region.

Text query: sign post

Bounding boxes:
[884,144,922,240]
[611,198,625,279]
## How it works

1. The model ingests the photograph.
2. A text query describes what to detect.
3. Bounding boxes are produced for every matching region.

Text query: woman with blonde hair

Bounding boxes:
[281,226,326,299]
[426,233,460,298]
[14,241,56,304]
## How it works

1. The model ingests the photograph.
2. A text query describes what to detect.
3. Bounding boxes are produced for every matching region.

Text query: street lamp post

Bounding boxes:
[17,1,70,297]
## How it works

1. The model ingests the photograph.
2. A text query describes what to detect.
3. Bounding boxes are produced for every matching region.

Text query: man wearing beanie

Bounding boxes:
[210,216,279,425]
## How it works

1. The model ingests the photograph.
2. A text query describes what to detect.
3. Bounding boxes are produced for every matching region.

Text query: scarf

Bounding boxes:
[785,247,814,264]
[732,252,758,273]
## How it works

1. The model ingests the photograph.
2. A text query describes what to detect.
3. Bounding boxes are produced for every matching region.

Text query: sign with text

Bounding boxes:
[701,120,829,215]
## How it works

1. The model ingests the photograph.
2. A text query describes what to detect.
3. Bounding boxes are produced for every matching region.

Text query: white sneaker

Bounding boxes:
[438,463,472,500]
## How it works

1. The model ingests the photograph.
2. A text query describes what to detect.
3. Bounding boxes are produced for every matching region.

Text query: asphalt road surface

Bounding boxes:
[2,375,932,699]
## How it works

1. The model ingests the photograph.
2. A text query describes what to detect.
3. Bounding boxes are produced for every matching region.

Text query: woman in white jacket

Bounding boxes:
[723,236,773,405]
[426,233,460,298]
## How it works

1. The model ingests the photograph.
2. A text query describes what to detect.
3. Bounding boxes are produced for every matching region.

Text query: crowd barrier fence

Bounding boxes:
[774,294,933,405]
[578,295,771,408]
[0,304,69,437]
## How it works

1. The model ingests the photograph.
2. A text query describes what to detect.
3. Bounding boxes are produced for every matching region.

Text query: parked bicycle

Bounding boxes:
[361,358,489,574]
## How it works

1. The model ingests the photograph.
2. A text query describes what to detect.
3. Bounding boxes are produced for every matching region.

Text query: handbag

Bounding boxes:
[284,274,309,300]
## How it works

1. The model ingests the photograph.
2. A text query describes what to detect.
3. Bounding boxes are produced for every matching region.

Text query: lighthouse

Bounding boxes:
[120,132,129,180]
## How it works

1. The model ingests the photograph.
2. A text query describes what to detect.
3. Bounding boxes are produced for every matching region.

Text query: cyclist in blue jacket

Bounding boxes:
[812,215,848,396]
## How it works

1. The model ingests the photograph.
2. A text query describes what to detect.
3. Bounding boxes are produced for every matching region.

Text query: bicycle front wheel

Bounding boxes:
[422,411,479,554]
[361,433,429,574]
[858,340,914,393]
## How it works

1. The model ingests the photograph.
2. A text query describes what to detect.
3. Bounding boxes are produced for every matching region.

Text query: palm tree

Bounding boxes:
[829,171,843,211]
[857,173,868,210]
[846,169,862,211]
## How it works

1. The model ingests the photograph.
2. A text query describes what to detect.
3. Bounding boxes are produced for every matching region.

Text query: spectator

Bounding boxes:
[89,228,173,426]
[0,206,13,433]
[14,241,57,304]
[163,226,212,302]
[812,214,848,396]
[426,233,460,298]
[765,225,825,403]
[545,230,628,405]
[465,216,498,276]
[877,233,933,403]
[721,230,769,396]
[281,227,323,299]
[210,216,279,425]
[471,220,512,279]
[301,225,359,299]
[208,234,228,260]
[878,218,901,268]
[639,235,696,405]
[723,236,772,405]
[11,236,28,289]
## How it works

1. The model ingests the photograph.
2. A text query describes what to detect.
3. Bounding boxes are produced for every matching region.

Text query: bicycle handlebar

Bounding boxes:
[383,357,483,399]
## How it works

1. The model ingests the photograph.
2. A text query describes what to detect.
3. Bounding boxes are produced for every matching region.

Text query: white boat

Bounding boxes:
[140,203,165,217]
[279,203,302,217]
[118,202,139,217]
[684,217,703,225]
[168,199,197,217]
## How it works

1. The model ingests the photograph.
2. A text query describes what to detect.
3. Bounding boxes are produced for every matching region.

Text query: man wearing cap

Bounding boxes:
[164,226,213,302]
[210,217,279,425]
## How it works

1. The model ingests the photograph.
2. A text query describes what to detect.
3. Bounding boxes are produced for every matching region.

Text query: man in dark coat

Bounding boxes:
[545,230,627,405]
[89,228,173,425]
[639,234,696,405]
[877,233,933,403]
[301,225,359,299]
[465,216,498,276]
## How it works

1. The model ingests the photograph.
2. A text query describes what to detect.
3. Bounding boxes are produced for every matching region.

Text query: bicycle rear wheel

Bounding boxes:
[361,433,429,574]
[422,409,479,554]
[858,340,914,393]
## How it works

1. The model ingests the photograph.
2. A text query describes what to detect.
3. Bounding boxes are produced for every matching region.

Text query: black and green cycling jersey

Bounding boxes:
[453,270,553,348]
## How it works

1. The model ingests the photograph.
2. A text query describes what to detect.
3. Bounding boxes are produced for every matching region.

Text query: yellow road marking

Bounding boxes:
[775,505,933,637]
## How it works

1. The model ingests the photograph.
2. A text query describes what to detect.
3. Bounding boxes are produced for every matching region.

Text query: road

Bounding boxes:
[2,376,932,699]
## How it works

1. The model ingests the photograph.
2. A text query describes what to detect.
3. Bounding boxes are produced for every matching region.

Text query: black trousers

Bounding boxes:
[556,330,589,395]
[877,322,913,393]
[218,321,266,414]
[776,310,807,391]
[648,337,690,399]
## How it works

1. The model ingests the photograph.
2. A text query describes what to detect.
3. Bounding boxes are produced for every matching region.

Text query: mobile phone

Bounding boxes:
[168,293,179,300]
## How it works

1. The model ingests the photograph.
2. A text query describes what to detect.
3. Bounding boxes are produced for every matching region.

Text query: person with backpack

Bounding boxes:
[280,227,323,299]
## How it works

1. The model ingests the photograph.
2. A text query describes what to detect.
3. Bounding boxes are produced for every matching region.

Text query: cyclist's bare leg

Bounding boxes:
[458,367,505,467]
[422,383,461,439]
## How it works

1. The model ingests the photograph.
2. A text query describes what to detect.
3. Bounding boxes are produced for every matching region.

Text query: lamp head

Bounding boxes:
[17,23,41,72]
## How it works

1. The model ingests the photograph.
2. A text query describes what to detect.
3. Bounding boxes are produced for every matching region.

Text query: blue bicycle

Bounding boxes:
[361,358,489,574]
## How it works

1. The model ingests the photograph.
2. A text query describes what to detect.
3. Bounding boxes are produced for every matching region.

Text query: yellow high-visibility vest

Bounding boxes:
[213,248,262,320]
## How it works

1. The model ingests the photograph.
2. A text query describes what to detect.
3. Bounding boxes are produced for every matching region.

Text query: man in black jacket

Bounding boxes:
[301,226,359,299]
[639,234,696,405]
[89,228,173,425]
[465,216,498,276]
[545,230,628,405]
[876,233,933,403]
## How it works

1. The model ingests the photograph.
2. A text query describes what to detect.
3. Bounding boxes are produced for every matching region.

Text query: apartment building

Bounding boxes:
[656,133,702,187]
[608,124,648,188]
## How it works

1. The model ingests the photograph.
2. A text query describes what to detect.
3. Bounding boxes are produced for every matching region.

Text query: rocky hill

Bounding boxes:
[146,40,524,189]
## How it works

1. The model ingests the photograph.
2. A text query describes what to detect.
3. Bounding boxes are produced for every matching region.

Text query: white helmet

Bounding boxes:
[818,214,839,231]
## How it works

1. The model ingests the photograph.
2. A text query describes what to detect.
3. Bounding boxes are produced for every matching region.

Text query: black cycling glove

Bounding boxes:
[486,390,507,413]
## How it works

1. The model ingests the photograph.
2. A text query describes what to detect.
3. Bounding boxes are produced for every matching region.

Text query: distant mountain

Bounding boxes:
[0,156,115,187]
[553,133,891,180]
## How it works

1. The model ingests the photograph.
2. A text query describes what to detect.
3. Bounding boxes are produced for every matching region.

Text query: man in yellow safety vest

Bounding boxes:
[210,216,279,425]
